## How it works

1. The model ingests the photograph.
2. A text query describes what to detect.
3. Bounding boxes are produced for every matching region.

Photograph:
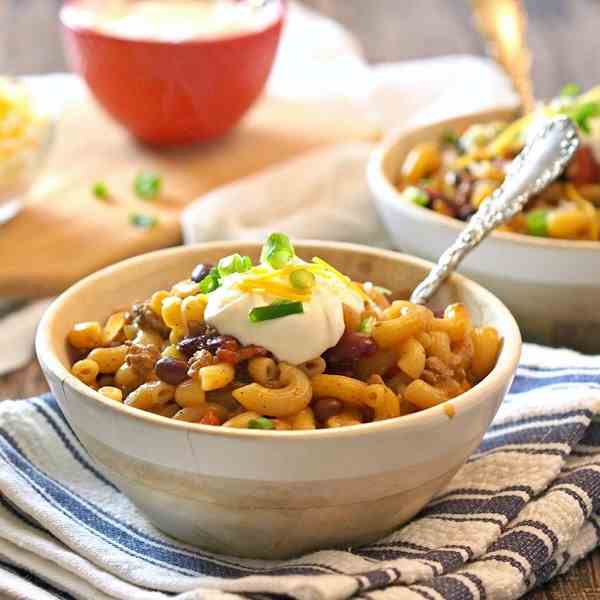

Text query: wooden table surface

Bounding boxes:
[3,1,600,598]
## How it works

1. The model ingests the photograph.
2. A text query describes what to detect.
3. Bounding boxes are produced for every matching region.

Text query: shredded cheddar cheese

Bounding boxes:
[237,280,311,302]
[312,257,371,303]
[0,78,47,163]
[233,255,370,306]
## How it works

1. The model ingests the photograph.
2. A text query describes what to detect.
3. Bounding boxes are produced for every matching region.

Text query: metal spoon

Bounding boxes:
[470,0,535,114]
[410,116,579,305]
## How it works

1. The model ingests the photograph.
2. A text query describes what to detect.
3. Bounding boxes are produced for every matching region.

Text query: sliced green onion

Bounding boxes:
[358,316,376,335]
[128,212,158,229]
[566,101,600,134]
[441,130,460,148]
[526,209,549,237]
[260,233,295,269]
[403,186,429,207]
[92,181,109,200]
[217,254,252,278]
[240,255,252,271]
[134,171,162,200]
[248,417,275,430]
[198,267,221,293]
[560,83,581,98]
[249,301,304,323]
[289,269,316,290]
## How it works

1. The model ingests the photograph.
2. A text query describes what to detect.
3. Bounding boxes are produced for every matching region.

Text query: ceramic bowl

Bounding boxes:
[36,241,521,559]
[60,0,285,146]
[368,108,600,353]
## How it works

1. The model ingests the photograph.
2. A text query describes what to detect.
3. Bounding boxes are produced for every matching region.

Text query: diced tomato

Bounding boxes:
[566,146,600,184]
[200,410,221,426]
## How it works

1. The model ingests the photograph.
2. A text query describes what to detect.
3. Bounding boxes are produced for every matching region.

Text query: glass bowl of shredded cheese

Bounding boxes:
[0,77,53,225]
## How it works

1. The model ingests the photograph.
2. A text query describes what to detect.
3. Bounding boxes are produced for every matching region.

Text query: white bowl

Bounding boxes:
[36,241,521,559]
[368,109,600,353]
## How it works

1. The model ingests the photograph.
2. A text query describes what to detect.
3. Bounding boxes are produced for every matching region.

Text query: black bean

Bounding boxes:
[191,263,213,283]
[313,398,343,422]
[155,358,188,385]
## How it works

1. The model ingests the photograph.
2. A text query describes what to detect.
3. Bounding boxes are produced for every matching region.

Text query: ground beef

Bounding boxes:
[132,302,170,337]
[126,343,160,376]
[187,349,217,379]
[425,356,454,379]
[421,369,439,385]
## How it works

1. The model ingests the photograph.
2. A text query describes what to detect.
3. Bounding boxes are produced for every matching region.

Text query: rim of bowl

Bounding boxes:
[59,0,286,47]
[36,240,522,440]
[369,110,600,253]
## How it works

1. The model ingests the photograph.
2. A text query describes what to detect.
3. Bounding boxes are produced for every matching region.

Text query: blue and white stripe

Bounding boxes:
[2,347,600,600]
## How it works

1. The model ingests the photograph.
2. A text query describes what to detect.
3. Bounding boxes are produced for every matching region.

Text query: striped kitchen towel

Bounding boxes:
[2,343,600,600]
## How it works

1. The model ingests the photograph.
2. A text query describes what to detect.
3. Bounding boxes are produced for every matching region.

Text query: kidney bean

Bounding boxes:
[360,405,375,422]
[312,398,343,422]
[155,358,188,385]
[191,263,214,283]
[323,331,377,366]
[178,332,236,357]
[456,204,476,221]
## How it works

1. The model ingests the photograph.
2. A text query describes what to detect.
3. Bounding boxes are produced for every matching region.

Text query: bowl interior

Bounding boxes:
[60,0,286,45]
[380,108,517,197]
[40,241,520,417]
[376,107,600,252]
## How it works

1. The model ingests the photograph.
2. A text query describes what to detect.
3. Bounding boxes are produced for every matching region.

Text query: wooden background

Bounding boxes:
[3,1,600,598]
[3,0,600,97]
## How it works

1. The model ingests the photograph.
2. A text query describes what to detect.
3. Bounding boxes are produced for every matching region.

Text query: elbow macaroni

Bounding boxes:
[199,363,235,392]
[233,364,312,417]
[67,261,501,429]
[248,357,279,385]
[395,113,600,242]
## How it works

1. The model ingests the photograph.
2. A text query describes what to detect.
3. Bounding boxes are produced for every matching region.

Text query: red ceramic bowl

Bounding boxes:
[60,0,285,146]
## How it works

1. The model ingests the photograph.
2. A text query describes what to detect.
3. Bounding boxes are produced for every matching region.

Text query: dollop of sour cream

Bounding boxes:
[204,260,365,365]
[62,0,280,42]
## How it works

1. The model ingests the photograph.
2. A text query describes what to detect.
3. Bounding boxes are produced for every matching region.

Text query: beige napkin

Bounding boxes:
[182,5,518,245]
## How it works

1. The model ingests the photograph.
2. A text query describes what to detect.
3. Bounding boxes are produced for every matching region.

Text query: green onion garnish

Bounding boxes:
[198,267,222,293]
[566,101,600,134]
[289,269,316,290]
[441,130,460,148]
[358,316,376,335]
[92,181,109,200]
[134,171,162,200]
[217,254,252,278]
[128,212,158,229]
[403,186,429,207]
[526,209,549,237]
[249,301,304,323]
[248,417,275,430]
[560,83,581,98]
[261,233,295,269]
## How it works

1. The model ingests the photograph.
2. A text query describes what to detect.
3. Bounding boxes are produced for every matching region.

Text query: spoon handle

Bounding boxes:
[410,116,579,305]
